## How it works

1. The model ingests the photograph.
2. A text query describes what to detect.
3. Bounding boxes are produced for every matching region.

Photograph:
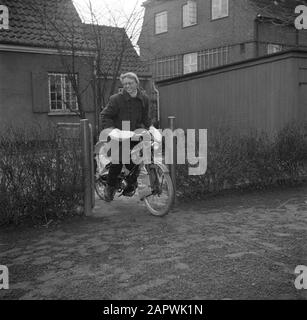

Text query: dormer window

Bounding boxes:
[183,0,197,28]
[212,0,229,20]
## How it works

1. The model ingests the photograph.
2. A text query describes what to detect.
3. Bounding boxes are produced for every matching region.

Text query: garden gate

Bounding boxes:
[56,119,95,216]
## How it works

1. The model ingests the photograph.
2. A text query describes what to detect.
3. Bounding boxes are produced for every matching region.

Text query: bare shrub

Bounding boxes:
[0,125,83,226]
[176,122,307,200]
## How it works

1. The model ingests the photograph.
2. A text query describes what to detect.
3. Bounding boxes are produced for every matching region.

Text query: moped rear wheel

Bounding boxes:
[143,164,174,217]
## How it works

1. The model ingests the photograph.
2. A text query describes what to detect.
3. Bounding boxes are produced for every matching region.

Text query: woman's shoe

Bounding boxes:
[103,185,116,202]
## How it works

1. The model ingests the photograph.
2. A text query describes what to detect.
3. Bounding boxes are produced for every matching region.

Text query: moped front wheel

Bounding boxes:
[143,164,174,217]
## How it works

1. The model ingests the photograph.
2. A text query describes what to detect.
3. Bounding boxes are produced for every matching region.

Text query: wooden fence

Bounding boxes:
[157,49,307,137]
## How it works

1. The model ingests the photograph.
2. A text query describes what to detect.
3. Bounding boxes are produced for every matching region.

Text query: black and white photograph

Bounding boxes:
[0,0,307,307]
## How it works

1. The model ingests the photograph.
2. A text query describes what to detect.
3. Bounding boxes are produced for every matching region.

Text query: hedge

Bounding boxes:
[0,125,83,226]
[175,122,307,200]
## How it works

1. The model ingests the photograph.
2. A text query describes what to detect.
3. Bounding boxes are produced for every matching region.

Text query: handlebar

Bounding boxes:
[107,129,153,142]
[96,126,162,154]
[95,127,162,158]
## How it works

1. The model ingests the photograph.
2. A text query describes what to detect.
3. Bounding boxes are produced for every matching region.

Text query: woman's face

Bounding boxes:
[122,77,138,95]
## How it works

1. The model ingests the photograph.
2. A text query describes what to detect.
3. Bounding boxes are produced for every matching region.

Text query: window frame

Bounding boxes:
[182,0,197,28]
[267,43,283,55]
[183,52,198,74]
[48,72,79,113]
[211,0,229,21]
[155,10,168,35]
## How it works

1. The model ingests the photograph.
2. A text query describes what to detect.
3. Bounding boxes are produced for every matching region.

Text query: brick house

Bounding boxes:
[138,0,307,80]
[0,0,151,138]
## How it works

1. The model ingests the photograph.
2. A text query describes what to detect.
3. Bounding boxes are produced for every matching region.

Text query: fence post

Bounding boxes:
[89,123,95,208]
[56,147,61,191]
[80,119,92,216]
[55,125,61,191]
[168,116,177,204]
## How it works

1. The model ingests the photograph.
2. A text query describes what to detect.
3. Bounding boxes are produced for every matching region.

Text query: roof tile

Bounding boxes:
[0,0,150,76]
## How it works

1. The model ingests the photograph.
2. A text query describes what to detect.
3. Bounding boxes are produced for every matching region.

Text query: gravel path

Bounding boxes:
[1,186,307,300]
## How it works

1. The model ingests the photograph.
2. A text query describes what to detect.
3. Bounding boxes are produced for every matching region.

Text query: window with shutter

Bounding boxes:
[212,0,229,20]
[48,73,78,112]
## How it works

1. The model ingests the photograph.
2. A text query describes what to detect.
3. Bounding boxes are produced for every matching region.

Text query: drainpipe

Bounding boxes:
[153,81,160,127]
[93,55,98,142]
[254,16,260,58]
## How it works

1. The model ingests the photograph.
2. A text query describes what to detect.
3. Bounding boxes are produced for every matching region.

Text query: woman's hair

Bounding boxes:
[120,72,140,86]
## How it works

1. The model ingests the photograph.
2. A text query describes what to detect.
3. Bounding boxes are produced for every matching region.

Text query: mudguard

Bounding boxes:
[154,162,170,174]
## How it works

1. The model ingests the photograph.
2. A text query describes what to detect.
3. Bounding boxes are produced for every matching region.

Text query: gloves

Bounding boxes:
[149,125,162,143]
